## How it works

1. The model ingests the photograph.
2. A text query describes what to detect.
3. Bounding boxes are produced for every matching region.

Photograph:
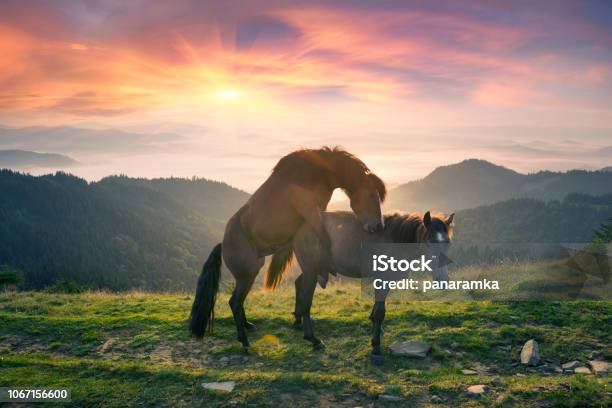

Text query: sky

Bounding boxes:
[1,0,611,192]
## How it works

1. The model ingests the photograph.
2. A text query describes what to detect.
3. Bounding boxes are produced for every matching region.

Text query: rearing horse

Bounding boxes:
[189,147,386,350]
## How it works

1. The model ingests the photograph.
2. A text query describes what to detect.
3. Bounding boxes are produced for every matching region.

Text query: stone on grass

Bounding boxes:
[430,395,443,403]
[562,361,579,370]
[202,381,235,393]
[491,377,503,387]
[389,341,431,358]
[461,369,478,375]
[520,339,540,366]
[589,360,609,377]
[378,394,403,402]
[574,367,591,375]
[466,384,488,397]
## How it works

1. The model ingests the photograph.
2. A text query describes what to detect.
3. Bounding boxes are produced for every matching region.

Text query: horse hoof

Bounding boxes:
[370,354,384,366]
[245,321,256,332]
[312,340,326,351]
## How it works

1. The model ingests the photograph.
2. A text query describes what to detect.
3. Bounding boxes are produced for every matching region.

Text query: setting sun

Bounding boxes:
[218,89,239,101]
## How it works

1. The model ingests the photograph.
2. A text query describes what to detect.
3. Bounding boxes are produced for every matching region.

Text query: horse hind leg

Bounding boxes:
[293,274,304,329]
[241,306,256,331]
[223,215,263,351]
[229,275,257,350]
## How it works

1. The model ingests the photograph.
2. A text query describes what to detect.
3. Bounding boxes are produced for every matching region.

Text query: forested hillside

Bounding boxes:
[0,170,248,290]
[454,193,612,243]
[1,168,610,291]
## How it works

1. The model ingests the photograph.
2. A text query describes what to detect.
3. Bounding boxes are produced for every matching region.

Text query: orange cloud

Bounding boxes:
[0,1,610,127]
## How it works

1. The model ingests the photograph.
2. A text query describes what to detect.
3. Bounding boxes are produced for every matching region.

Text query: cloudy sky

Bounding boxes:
[1,0,611,191]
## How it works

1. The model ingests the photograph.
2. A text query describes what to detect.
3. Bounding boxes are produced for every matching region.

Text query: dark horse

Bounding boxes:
[189,147,386,350]
[286,210,453,362]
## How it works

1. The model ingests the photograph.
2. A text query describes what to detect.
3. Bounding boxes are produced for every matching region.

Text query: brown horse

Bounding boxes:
[189,147,386,350]
[290,210,453,362]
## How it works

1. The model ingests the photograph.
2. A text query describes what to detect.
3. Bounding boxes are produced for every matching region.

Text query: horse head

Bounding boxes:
[349,173,386,232]
[423,211,455,281]
[423,211,454,244]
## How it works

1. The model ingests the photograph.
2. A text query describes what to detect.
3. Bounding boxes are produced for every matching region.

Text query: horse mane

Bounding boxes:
[272,146,386,201]
[383,211,452,242]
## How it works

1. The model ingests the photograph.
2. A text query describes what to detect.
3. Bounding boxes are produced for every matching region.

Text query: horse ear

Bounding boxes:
[446,213,455,226]
[423,211,431,227]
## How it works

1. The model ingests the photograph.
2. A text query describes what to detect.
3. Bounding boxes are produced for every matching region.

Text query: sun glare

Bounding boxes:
[218,89,239,101]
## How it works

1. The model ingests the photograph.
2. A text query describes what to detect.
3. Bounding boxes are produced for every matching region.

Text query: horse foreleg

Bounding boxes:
[291,199,333,288]
[299,272,325,350]
[293,274,304,329]
[369,300,386,365]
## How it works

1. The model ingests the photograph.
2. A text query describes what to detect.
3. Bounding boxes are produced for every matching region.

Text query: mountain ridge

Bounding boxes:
[0,149,78,168]
[382,158,612,212]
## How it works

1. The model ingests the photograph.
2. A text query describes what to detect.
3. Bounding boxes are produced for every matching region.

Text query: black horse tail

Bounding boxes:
[189,243,223,338]
[264,245,294,290]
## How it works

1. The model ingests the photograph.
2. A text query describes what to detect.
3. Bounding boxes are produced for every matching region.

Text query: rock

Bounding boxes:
[554,366,563,373]
[588,361,609,377]
[562,361,579,370]
[389,341,431,358]
[491,377,503,386]
[574,367,591,374]
[466,384,488,396]
[497,345,512,352]
[219,356,229,363]
[430,395,443,403]
[202,381,235,393]
[520,339,540,366]
[328,352,339,359]
[378,394,403,402]
[472,362,490,374]
[461,369,478,375]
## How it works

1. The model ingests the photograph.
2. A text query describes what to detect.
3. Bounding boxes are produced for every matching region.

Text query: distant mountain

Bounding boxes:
[384,159,612,212]
[0,150,78,168]
[600,166,612,172]
[0,170,249,290]
[0,125,183,155]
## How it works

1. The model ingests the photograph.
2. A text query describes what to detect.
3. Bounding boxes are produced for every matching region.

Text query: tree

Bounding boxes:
[0,264,23,287]
[593,218,612,244]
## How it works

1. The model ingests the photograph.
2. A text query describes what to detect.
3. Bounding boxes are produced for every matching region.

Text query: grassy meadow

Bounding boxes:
[0,284,610,407]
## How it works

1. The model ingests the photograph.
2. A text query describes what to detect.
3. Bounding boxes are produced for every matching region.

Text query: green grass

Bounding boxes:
[0,286,609,407]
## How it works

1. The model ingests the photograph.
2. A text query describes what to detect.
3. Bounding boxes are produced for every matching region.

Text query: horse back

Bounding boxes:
[238,174,333,251]
[294,211,388,279]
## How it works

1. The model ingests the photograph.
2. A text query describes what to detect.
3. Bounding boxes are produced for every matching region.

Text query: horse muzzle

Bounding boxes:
[363,221,385,233]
